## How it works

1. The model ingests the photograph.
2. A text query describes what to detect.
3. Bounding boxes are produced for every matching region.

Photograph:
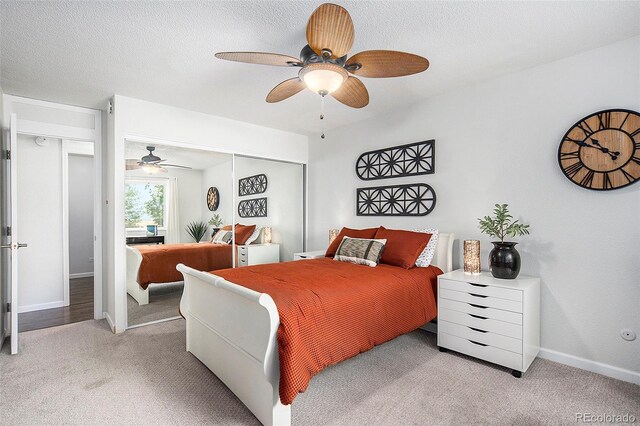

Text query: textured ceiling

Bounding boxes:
[1,1,639,136]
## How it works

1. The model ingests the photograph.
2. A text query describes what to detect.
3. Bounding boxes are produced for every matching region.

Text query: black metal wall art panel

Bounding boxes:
[238,197,268,218]
[238,174,268,196]
[356,140,435,181]
[356,184,436,216]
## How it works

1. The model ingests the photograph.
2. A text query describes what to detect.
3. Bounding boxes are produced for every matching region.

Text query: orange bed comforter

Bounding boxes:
[213,257,441,405]
[135,243,232,289]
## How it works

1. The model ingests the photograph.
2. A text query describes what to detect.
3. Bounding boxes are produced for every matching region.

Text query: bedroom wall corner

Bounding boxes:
[307,36,640,378]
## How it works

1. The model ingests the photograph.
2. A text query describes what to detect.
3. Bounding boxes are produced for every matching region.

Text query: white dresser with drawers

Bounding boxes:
[437,270,540,377]
[237,243,280,267]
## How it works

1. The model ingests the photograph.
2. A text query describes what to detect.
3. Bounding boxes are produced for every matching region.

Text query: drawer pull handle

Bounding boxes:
[468,293,488,298]
[468,283,488,287]
[468,314,488,320]
[468,327,488,333]
[468,303,487,309]
[468,339,488,347]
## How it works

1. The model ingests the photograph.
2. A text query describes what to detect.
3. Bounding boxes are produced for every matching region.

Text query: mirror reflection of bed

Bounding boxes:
[124,141,234,328]
[124,143,305,328]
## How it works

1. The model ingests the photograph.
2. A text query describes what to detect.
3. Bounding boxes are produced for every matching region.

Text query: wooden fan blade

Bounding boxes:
[266,78,307,103]
[215,52,301,67]
[306,3,354,58]
[125,159,141,170]
[331,76,369,108]
[346,50,429,78]
[163,163,192,170]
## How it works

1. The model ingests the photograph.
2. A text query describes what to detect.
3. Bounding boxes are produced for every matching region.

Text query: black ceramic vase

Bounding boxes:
[489,242,521,279]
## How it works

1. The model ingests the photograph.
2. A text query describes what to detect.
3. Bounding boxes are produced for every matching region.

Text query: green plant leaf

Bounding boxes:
[478,204,530,242]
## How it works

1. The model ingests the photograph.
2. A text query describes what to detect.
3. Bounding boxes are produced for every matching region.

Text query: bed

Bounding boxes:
[126,243,233,305]
[127,227,266,305]
[177,232,454,426]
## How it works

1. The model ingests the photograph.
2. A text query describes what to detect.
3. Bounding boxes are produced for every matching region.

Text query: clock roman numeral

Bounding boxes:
[564,137,586,146]
[618,112,630,130]
[631,156,640,166]
[579,170,595,187]
[564,161,584,178]
[602,172,613,189]
[597,112,611,130]
[630,127,640,138]
[621,168,635,183]
[560,150,580,160]
[577,121,593,138]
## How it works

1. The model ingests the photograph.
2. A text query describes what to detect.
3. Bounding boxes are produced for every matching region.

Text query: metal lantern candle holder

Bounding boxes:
[464,240,481,275]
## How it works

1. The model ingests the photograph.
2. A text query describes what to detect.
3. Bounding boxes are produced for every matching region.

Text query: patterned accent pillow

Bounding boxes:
[333,236,387,267]
[413,228,439,267]
[211,229,233,244]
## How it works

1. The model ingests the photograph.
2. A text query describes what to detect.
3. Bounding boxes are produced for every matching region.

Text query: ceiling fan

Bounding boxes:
[215,3,429,134]
[125,146,192,174]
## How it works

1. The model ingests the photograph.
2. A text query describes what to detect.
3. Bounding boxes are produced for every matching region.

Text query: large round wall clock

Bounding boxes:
[558,109,640,190]
[206,187,220,211]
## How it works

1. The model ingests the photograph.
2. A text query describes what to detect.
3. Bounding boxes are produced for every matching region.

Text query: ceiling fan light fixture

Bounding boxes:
[299,63,348,95]
[141,163,161,174]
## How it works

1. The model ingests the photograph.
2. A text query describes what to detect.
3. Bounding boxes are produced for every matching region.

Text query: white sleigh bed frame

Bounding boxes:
[177,233,455,426]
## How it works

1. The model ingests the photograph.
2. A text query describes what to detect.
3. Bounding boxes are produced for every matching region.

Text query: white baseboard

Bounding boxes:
[538,347,640,385]
[19,301,66,313]
[104,312,115,333]
[70,272,94,279]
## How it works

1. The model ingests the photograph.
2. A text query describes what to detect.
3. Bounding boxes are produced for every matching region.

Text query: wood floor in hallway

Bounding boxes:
[18,277,93,332]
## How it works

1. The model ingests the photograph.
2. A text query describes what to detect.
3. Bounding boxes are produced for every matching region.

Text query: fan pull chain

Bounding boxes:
[320,94,326,139]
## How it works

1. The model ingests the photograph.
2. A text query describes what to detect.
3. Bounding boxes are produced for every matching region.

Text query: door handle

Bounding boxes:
[16,243,27,249]
[1,245,10,249]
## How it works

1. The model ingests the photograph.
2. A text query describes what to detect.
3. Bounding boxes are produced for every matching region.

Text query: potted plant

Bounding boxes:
[209,214,224,237]
[478,204,530,279]
[186,221,208,243]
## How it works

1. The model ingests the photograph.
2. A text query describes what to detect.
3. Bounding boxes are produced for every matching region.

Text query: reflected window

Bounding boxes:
[125,178,168,229]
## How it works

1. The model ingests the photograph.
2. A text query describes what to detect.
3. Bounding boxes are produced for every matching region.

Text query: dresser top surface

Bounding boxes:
[439,269,540,289]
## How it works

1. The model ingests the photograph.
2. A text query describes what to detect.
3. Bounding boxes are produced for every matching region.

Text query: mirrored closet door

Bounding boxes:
[234,156,304,263]
[124,141,233,328]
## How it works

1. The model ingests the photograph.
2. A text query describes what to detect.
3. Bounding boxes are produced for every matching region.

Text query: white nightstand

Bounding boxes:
[437,270,540,378]
[238,243,280,266]
[293,250,326,261]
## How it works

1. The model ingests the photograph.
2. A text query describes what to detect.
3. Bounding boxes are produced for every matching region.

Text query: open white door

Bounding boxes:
[2,114,26,354]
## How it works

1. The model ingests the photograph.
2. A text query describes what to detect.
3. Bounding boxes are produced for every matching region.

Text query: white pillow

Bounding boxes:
[413,228,439,267]
[211,229,233,244]
[244,226,262,245]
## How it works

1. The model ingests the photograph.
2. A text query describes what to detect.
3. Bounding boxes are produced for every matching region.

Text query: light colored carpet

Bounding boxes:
[127,282,183,327]
[1,319,638,425]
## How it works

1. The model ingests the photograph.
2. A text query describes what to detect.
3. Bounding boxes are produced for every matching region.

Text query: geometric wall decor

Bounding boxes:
[238,197,268,218]
[356,183,436,216]
[355,140,435,180]
[239,173,268,196]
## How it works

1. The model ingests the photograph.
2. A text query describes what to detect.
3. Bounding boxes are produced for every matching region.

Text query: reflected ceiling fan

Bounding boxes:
[125,146,192,174]
[215,3,429,136]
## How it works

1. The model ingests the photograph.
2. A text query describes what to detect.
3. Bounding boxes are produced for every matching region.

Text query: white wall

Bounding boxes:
[126,167,205,243]
[201,157,233,234]
[17,135,65,311]
[308,37,640,377]
[235,157,304,262]
[108,95,309,331]
[68,154,94,276]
